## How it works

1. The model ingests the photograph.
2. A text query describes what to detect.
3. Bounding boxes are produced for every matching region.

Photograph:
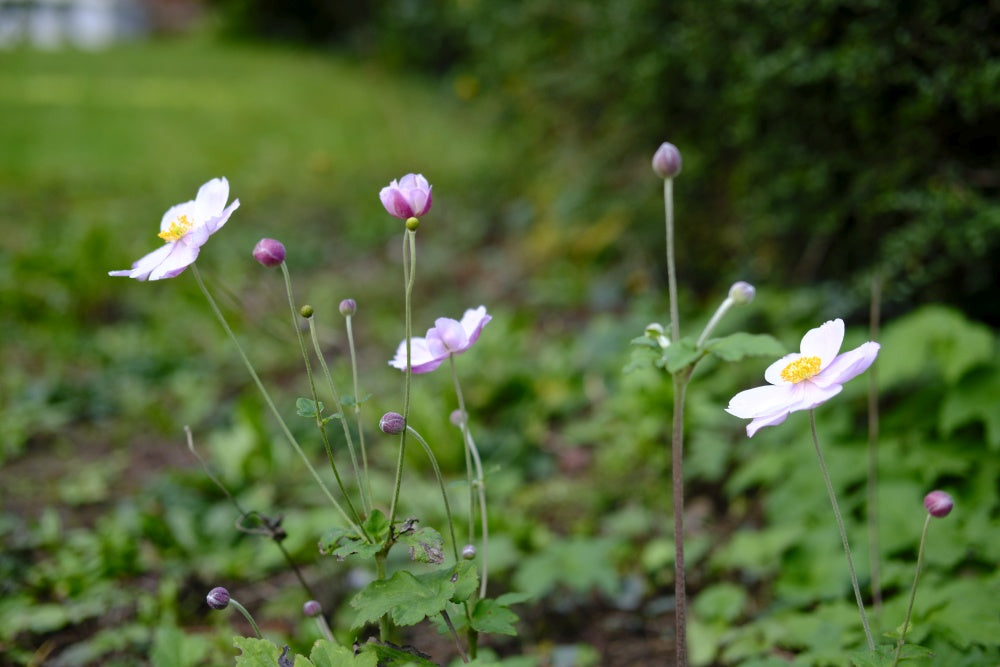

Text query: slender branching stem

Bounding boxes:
[190,265,364,539]
[305,315,368,516]
[228,598,263,639]
[345,312,374,512]
[405,425,460,561]
[696,297,734,349]
[389,229,417,527]
[868,273,883,612]
[892,514,931,667]
[450,358,490,598]
[809,410,875,651]
[278,263,366,531]
[664,178,680,344]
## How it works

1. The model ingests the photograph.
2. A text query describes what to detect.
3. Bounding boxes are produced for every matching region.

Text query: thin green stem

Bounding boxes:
[389,229,417,527]
[345,313,374,512]
[405,425,460,561]
[809,410,875,651]
[228,598,263,639]
[868,273,883,613]
[892,514,931,667]
[279,263,365,530]
[306,315,369,517]
[695,297,734,349]
[190,265,364,540]
[450,358,489,599]
[441,610,470,664]
[664,177,680,344]
[671,371,689,666]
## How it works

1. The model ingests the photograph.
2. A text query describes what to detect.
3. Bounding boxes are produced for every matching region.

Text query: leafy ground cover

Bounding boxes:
[2,37,999,666]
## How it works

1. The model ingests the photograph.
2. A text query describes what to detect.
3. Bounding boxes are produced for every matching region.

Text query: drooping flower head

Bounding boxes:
[379,173,432,220]
[389,306,491,374]
[726,319,880,437]
[109,177,239,281]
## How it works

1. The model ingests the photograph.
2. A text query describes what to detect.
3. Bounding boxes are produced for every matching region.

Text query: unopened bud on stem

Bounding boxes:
[652,142,682,179]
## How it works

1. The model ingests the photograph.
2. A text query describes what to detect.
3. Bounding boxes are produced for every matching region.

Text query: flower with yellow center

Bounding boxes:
[109,178,239,281]
[726,319,880,437]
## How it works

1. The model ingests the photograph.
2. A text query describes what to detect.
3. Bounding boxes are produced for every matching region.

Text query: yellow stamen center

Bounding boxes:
[780,355,822,383]
[157,214,194,242]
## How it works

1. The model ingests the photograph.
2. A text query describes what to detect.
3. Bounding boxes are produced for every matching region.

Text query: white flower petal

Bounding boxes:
[160,201,196,234]
[746,411,791,437]
[726,384,797,419]
[800,319,844,366]
[813,342,880,387]
[149,242,199,280]
[194,177,230,221]
[764,352,804,385]
[108,243,174,281]
[431,317,468,352]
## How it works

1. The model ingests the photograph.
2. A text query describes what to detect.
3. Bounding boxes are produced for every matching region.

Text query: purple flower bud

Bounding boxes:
[728,281,756,305]
[253,238,286,267]
[379,174,432,220]
[652,142,682,179]
[924,490,954,518]
[450,409,466,427]
[303,600,323,617]
[379,412,405,435]
[339,299,357,316]
[206,586,230,610]
[461,544,477,560]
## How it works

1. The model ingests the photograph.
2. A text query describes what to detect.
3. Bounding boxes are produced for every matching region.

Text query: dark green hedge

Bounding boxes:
[213,0,1000,322]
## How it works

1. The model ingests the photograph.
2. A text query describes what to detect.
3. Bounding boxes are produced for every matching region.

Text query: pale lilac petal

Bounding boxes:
[407,188,431,217]
[389,337,445,373]
[380,187,413,218]
[791,380,843,411]
[194,177,230,220]
[726,384,797,419]
[763,352,805,385]
[149,242,200,280]
[399,174,429,190]
[800,319,844,367]
[108,243,174,280]
[746,411,791,437]
[459,306,491,346]
[431,317,468,353]
[813,342,880,388]
[204,199,240,235]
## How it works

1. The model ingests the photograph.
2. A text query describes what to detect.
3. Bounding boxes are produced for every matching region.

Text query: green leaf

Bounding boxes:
[350,565,465,628]
[341,393,373,407]
[357,641,438,666]
[470,598,519,636]
[234,637,302,667]
[398,525,445,564]
[309,640,378,667]
[705,333,785,363]
[318,526,381,561]
[296,397,325,419]
[663,337,700,373]
[364,509,391,543]
[448,560,480,603]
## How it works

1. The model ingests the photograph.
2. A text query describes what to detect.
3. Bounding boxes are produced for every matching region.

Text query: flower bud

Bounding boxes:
[924,490,954,518]
[206,586,230,610]
[339,298,357,316]
[728,281,756,305]
[300,304,314,319]
[652,142,682,179]
[461,544,477,560]
[449,409,466,427]
[252,238,286,267]
[379,412,405,435]
[303,600,323,617]
[644,322,670,349]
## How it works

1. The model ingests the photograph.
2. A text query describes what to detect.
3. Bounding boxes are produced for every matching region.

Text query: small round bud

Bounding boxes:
[339,298,357,316]
[652,142,682,179]
[405,216,420,231]
[300,305,314,319]
[449,409,466,427]
[252,238,286,267]
[644,322,665,338]
[461,544,477,560]
[924,490,954,518]
[728,281,756,305]
[379,412,405,435]
[206,586,230,610]
[303,600,323,618]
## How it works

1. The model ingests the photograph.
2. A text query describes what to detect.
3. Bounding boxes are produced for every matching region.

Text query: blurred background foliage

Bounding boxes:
[1,0,999,665]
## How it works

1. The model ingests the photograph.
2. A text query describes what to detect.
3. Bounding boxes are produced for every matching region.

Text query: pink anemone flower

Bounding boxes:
[109,177,239,281]
[390,306,491,374]
[726,319,880,437]
[379,174,432,219]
